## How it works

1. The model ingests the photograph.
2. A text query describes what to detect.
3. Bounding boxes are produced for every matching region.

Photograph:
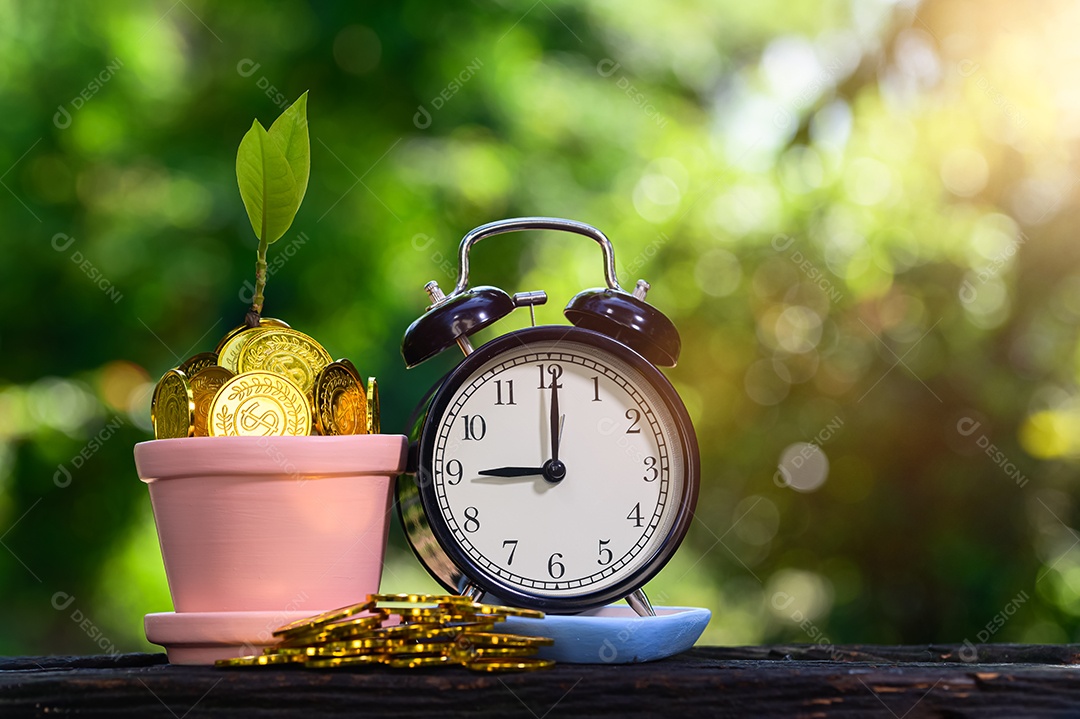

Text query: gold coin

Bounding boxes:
[313,361,367,436]
[321,613,386,633]
[375,642,450,656]
[215,653,304,667]
[217,327,271,373]
[259,652,307,665]
[237,328,332,395]
[471,604,546,620]
[404,613,503,626]
[452,645,539,659]
[366,377,380,434]
[337,357,362,380]
[308,638,393,655]
[189,366,235,437]
[436,617,498,626]
[305,655,382,669]
[280,616,388,646]
[151,369,194,439]
[369,624,458,640]
[390,607,480,620]
[455,633,554,648]
[309,640,446,658]
[473,646,540,658]
[371,593,470,605]
[215,317,291,353]
[207,371,311,437]
[273,601,378,636]
[267,647,317,656]
[464,658,555,673]
[178,352,219,377]
[381,655,452,669]
[283,612,384,637]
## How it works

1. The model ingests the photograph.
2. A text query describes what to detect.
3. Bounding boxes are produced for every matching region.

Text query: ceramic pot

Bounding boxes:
[134,434,406,663]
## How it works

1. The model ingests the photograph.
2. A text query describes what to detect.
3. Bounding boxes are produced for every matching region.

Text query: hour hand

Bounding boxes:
[477,466,547,478]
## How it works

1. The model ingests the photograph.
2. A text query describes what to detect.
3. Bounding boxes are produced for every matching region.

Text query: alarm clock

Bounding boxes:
[397,217,699,616]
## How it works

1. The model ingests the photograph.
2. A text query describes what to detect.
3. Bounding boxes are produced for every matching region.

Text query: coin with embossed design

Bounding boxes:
[189,366,235,437]
[313,361,367,436]
[217,327,270,373]
[215,317,291,353]
[237,329,332,395]
[151,369,194,439]
[207,371,311,437]
[178,352,218,377]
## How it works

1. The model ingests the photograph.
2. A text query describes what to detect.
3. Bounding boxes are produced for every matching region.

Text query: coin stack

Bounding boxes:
[215,593,555,673]
[150,318,380,439]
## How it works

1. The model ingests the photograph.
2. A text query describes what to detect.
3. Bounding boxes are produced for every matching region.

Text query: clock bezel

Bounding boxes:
[403,325,700,613]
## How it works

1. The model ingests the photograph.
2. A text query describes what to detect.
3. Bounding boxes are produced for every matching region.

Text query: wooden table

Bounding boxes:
[3,644,1079,717]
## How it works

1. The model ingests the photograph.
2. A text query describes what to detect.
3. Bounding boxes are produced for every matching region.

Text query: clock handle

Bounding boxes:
[451,217,625,296]
[404,216,681,367]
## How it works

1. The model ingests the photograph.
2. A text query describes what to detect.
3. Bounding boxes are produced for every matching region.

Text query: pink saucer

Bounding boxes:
[145,610,328,665]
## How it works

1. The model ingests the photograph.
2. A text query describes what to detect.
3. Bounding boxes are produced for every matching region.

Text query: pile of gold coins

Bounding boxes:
[215,593,555,672]
[151,318,379,439]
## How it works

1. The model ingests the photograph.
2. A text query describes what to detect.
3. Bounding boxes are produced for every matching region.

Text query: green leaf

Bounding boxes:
[236,118,298,245]
[268,91,310,211]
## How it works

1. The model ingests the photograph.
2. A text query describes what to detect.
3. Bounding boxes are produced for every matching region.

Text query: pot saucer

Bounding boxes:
[495,605,710,664]
[145,610,329,665]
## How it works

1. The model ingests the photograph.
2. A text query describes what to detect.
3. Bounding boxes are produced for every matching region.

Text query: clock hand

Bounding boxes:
[477,466,546,477]
[549,369,561,462]
[477,455,568,483]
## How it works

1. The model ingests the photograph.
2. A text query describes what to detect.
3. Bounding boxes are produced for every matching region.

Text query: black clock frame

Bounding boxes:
[397,325,700,614]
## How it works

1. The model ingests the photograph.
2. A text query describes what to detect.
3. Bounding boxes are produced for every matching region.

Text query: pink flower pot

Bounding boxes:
[134,434,407,664]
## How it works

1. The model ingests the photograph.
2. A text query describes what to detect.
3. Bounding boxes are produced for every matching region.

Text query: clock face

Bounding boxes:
[419,328,697,606]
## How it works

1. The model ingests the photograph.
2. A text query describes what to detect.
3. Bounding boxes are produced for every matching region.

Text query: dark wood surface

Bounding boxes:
[3,645,1080,717]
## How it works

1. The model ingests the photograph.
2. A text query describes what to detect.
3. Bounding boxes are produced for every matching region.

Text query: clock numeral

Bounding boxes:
[591,376,602,402]
[461,414,487,441]
[536,363,563,389]
[625,408,641,434]
[547,552,565,579]
[627,502,644,528]
[494,379,516,405]
[446,459,463,485]
[643,456,658,482]
[597,539,613,565]
[463,506,480,533]
[502,539,518,565]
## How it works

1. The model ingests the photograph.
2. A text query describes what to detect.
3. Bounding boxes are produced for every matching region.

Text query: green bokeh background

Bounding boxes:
[3,0,1080,654]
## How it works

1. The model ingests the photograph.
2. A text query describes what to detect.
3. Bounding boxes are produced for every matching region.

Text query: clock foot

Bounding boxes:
[460,581,485,602]
[627,588,656,617]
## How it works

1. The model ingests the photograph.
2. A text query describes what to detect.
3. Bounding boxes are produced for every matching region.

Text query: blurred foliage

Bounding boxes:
[2,0,1080,654]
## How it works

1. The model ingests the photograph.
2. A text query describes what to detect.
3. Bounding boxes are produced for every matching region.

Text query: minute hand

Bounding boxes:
[477,466,546,478]
[549,371,561,462]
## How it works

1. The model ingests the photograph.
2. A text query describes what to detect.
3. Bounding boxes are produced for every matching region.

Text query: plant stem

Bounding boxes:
[252,237,268,317]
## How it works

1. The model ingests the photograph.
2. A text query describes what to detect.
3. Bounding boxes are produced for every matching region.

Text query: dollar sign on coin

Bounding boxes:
[208,371,311,437]
[152,369,194,439]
